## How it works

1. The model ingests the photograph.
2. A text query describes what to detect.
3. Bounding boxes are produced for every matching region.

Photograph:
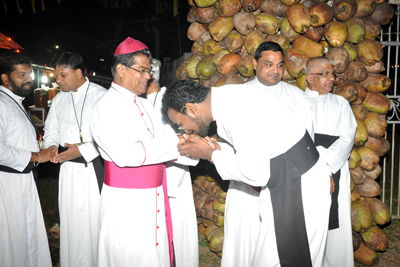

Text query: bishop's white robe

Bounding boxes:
[147,87,199,267]
[220,78,315,267]
[210,84,331,267]
[43,78,107,267]
[91,82,195,267]
[305,88,357,267]
[0,86,52,267]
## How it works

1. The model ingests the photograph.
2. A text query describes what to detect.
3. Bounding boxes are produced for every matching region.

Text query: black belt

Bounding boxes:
[59,146,105,193]
[268,131,319,267]
[0,162,34,173]
[315,133,340,230]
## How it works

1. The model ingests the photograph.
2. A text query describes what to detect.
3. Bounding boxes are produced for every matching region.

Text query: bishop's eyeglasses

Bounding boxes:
[124,65,154,76]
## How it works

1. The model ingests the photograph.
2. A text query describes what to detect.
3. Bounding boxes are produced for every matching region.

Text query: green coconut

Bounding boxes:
[351,199,373,232]
[364,197,391,225]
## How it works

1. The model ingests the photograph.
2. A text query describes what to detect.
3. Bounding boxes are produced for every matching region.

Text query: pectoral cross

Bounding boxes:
[79,132,88,167]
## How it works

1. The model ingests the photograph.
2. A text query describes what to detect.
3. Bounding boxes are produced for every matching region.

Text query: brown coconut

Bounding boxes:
[362,92,390,115]
[361,225,388,251]
[260,0,287,17]
[286,3,311,34]
[280,18,301,42]
[333,81,358,103]
[350,167,367,185]
[243,0,262,12]
[346,61,368,82]
[363,136,390,157]
[324,21,348,47]
[352,83,367,105]
[215,0,242,17]
[255,13,281,35]
[353,231,362,251]
[212,50,230,67]
[326,47,350,74]
[354,118,368,146]
[238,55,255,78]
[362,60,384,74]
[351,199,373,232]
[354,241,379,265]
[357,147,380,172]
[244,29,265,55]
[195,193,209,216]
[209,16,234,41]
[292,36,324,58]
[209,227,224,252]
[192,6,217,23]
[222,32,245,54]
[203,39,225,55]
[284,48,309,78]
[371,2,395,25]
[204,223,218,239]
[351,189,362,203]
[281,0,301,5]
[349,148,362,169]
[215,74,244,87]
[357,39,383,66]
[216,188,227,204]
[332,0,357,21]
[187,22,208,41]
[196,31,212,46]
[364,164,382,180]
[264,35,291,54]
[233,12,256,36]
[309,2,334,27]
[187,8,196,23]
[360,74,391,93]
[364,111,388,138]
[303,26,325,43]
[217,54,242,75]
[354,0,377,19]
[334,72,348,86]
[351,104,369,121]
[200,195,215,220]
[362,17,381,40]
[364,197,391,225]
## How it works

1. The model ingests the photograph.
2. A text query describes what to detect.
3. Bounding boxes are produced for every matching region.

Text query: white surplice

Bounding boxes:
[43,78,107,267]
[147,87,199,267]
[220,78,315,267]
[91,82,192,267]
[305,88,357,267]
[0,86,52,267]
[210,84,331,267]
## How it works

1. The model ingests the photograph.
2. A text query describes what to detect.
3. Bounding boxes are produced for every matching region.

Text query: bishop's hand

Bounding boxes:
[52,143,82,163]
[178,134,219,163]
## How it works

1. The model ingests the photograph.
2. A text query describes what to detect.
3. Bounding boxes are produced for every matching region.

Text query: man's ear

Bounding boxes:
[305,74,312,85]
[116,64,126,78]
[1,74,9,86]
[252,59,258,70]
[75,68,83,79]
[185,103,198,118]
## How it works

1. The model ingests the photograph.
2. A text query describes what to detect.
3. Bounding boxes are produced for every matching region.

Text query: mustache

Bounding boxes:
[22,82,33,86]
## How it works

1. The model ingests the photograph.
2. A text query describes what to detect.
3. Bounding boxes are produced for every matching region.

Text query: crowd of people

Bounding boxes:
[0,37,356,267]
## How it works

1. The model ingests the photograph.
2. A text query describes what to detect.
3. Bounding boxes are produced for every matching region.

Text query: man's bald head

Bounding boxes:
[305,57,334,75]
[305,57,335,95]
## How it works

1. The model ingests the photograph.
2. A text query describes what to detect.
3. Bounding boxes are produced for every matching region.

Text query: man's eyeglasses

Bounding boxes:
[124,65,154,76]
[308,71,337,78]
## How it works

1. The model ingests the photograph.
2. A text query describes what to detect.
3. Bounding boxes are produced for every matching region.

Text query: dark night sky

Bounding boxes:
[0,0,192,78]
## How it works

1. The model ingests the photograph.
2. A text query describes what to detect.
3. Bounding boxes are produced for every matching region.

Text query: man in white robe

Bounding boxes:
[43,52,107,267]
[162,80,332,267]
[0,52,54,267]
[216,41,316,267]
[91,37,197,267]
[146,58,199,267]
[305,57,357,267]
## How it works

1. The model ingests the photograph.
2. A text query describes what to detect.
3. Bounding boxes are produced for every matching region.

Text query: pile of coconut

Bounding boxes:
[180,0,395,265]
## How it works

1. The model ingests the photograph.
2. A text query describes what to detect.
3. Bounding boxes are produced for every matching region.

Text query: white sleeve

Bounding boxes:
[43,100,60,149]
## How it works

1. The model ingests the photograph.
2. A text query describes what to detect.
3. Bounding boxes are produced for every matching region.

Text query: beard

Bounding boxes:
[9,78,33,97]
[194,117,210,138]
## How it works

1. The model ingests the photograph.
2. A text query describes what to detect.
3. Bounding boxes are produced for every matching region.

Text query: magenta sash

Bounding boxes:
[104,160,174,267]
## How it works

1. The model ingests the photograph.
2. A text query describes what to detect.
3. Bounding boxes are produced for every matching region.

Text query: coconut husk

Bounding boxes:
[362,92,390,115]
[361,225,388,251]
[357,39,383,66]
[255,13,281,35]
[196,31,212,46]
[188,22,208,41]
[202,218,215,228]
[370,2,395,25]
[364,197,391,225]
[326,47,350,74]
[353,231,362,251]
[364,111,387,138]
[363,136,390,157]
[355,177,381,197]
[223,33,245,54]
[343,41,358,62]
[209,16,234,41]
[198,222,207,235]
[351,104,369,121]
[309,2,334,27]
[192,6,217,23]
[215,73,244,87]
[334,72,348,86]
[204,223,218,239]
[201,175,217,192]
[332,81,358,103]
[362,17,381,40]
[364,164,382,180]
[238,55,255,78]
[204,39,225,55]
[359,74,391,93]
[264,35,291,54]
[351,83,367,105]
[232,12,256,36]
[280,18,301,42]
[351,189,361,203]
[286,3,311,34]
[346,61,368,82]
[346,18,366,44]
[197,55,217,80]
[303,26,325,43]
[351,199,373,232]
[201,195,216,220]
[362,60,384,74]
[188,8,196,23]
[213,213,225,227]
[292,36,324,58]
[244,29,265,55]
[354,241,379,265]
[284,48,309,78]
[193,175,207,189]
[357,146,380,172]
[349,148,362,169]
[209,227,225,253]
[296,75,307,91]
[243,0,262,12]
[213,198,225,215]
[217,188,227,204]
[215,0,242,17]
[332,0,357,22]
[217,54,241,75]
[195,192,209,216]
[354,0,377,19]
[354,118,368,146]
[351,175,355,191]
[324,21,348,47]
[350,167,367,185]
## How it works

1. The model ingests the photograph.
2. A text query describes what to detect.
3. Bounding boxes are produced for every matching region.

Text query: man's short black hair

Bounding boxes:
[0,52,32,77]
[110,49,152,77]
[254,42,284,61]
[52,52,86,74]
[162,80,210,117]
